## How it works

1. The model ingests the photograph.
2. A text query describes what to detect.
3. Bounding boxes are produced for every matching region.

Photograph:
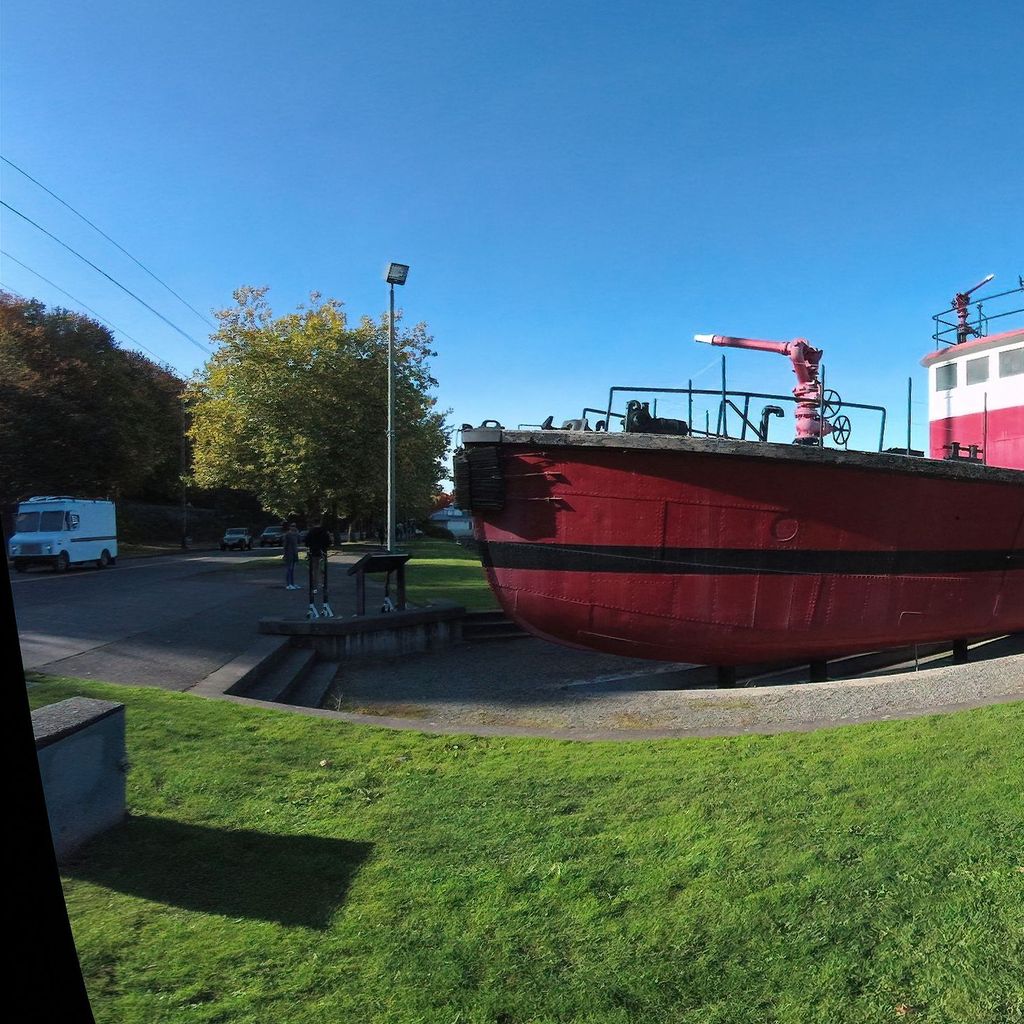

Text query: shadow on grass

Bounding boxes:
[63,814,372,929]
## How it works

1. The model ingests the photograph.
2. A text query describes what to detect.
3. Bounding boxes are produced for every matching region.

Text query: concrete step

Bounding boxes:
[284,660,339,708]
[463,609,510,624]
[463,610,527,642]
[243,647,317,703]
[195,636,291,697]
[463,619,524,633]
[463,629,532,643]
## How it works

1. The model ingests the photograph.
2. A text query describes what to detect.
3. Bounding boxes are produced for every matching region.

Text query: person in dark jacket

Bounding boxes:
[305,518,332,558]
[282,522,300,589]
[304,518,333,595]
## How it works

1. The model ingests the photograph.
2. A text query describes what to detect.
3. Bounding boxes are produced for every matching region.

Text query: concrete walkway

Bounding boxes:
[14,549,381,689]
[225,633,1024,741]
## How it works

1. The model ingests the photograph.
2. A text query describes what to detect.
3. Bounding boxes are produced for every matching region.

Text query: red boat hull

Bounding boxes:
[929,406,1024,469]
[461,433,1024,665]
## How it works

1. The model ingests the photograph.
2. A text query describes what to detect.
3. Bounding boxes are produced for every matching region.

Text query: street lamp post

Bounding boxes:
[180,396,189,550]
[384,262,409,552]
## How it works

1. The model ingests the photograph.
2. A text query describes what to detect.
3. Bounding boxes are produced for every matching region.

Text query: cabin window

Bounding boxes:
[39,511,66,531]
[15,511,40,533]
[934,363,957,391]
[966,356,989,385]
[999,347,1024,377]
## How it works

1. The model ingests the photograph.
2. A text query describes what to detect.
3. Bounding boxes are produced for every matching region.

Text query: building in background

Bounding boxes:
[428,505,473,537]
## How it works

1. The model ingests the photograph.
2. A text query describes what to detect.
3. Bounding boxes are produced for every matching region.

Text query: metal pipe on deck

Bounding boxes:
[694,332,829,444]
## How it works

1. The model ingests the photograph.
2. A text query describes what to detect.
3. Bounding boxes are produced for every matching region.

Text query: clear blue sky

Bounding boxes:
[2,0,1021,457]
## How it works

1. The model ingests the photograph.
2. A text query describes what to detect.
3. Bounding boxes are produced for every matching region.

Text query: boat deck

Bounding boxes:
[461,428,1024,485]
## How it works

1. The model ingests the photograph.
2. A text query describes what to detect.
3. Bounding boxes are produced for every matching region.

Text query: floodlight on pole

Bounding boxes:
[385,262,409,552]
[386,262,410,286]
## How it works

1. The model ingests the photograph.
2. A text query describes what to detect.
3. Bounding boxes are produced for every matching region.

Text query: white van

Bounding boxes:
[8,496,118,573]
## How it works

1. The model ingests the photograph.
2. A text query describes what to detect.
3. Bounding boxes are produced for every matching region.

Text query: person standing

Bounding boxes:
[304,517,333,595]
[282,522,300,589]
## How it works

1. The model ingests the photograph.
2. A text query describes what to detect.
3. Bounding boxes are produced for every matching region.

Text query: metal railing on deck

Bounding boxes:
[932,278,1024,348]
[593,365,889,453]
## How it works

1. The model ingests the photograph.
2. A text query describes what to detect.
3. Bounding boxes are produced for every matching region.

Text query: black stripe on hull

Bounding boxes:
[480,541,1022,576]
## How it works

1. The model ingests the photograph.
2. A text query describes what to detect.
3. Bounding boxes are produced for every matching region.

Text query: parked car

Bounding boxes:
[258,526,285,547]
[220,527,253,551]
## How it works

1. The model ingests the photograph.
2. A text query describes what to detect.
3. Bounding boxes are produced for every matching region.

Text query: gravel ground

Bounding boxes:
[320,633,1024,739]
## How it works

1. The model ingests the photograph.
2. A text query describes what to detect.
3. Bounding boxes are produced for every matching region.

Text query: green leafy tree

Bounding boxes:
[0,292,185,502]
[186,287,450,521]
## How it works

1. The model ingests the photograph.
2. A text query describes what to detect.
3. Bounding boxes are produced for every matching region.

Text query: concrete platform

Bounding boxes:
[258,602,464,658]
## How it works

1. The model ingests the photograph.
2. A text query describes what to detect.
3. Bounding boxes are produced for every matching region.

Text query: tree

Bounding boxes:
[186,287,450,521]
[0,291,185,502]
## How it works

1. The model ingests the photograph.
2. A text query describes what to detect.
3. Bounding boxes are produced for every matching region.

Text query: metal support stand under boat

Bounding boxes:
[716,666,736,688]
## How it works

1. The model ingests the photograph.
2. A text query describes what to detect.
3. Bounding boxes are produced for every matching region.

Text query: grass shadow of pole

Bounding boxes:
[62,815,372,929]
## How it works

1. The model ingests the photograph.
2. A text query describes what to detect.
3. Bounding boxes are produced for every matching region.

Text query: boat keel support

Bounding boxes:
[716,666,737,688]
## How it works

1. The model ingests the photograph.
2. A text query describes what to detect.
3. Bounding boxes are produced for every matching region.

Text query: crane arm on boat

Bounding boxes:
[694,332,833,445]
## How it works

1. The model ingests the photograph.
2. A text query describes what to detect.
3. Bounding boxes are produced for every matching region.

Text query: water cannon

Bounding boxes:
[958,273,995,300]
[694,332,835,445]
[953,273,995,344]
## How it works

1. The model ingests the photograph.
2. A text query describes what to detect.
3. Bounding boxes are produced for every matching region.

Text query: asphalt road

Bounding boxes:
[10,550,361,690]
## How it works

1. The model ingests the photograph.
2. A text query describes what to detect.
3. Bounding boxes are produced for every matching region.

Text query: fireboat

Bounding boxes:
[455,276,1023,670]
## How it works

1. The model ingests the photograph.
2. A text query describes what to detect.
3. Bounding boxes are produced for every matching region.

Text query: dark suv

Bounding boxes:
[220,528,253,551]
[258,526,285,547]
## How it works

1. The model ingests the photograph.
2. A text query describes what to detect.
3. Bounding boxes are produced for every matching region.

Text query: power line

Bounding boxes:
[1,249,182,372]
[0,200,212,356]
[0,281,28,300]
[1,155,216,329]
[0,257,170,367]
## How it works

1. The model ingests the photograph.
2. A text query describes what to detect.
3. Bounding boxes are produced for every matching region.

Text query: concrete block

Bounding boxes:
[33,697,126,862]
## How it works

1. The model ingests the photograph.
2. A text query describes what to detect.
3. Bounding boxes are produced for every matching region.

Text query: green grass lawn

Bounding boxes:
[29,674,1023,1024]
[402,538,499,610]
[217,539,498,611]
